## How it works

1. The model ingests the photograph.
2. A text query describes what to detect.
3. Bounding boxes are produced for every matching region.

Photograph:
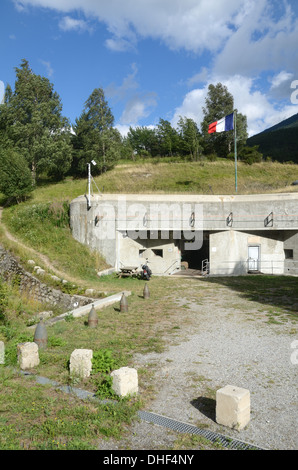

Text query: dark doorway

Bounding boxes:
[181,232,209,270]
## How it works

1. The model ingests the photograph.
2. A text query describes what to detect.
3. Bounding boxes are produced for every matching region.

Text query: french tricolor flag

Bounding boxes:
[208,112,234,134]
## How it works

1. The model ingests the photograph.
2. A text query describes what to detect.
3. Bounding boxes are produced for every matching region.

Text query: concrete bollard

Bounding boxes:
[34,321,48,349]
[111,367,138,397]
[120,293,128,312]
[143,283,150,299]
[17,342,40,370]
[88,304,98,328]
[216,385,250,430]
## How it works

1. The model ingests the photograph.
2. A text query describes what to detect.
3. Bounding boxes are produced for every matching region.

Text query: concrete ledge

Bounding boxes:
[45,291,131,325]
[97,267,116,277]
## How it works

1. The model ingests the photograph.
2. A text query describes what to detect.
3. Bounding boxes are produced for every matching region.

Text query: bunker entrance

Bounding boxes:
[180,232,209,271]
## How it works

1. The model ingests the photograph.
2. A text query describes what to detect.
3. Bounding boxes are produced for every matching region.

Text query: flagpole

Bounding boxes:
[234,109,237,193]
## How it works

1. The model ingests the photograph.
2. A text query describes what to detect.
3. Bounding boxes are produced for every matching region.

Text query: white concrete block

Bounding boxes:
[69,349,93,379]
[216,385,250,430]
[17,342,40,370]
[111,367,138,397]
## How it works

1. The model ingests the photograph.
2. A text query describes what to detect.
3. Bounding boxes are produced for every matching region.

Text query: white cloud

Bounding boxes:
[58,16,91,33]
[187,67,210,87]
[40,60,54,77]
[13,1,298,76]
[213,0,298,77]
[172,89,206,129]
[120,93,157,125]
[13,0,253,53]
[105,37,135,52]
[115,124,130,137]
[270,71,294,90]
[106,63,158,126]
[106,63,139,101]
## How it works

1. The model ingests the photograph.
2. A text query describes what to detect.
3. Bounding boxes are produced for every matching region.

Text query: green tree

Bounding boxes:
[71,88,119,175]
[156,119,179,157]
[201,83,234,157]
[177,116,202,160]
[0,147,34,203]
[120,136,135,160]
[235,112,248,153]
[0,59,72,182]
[238,145,263,164]
[201,83,248,159]
[126,126,159,157]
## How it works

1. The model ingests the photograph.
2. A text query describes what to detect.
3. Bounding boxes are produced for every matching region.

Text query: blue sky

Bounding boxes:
[1,0,298,137]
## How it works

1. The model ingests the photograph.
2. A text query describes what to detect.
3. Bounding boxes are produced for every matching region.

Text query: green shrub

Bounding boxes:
[239,145,263,164]
[47,200,70,228]
[0,148,34,203]
[92,349,122,399]
[92,349,119,374]
[94,374,116,399]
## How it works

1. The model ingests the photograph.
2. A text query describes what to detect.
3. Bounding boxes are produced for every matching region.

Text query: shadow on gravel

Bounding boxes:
[191,396,216,422]
[198,275,298,319]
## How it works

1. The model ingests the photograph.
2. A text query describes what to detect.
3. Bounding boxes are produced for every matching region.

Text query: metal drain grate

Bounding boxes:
[19,370,264,450]
[138,410,264,450]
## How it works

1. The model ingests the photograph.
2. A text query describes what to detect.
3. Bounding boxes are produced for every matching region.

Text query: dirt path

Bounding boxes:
[0,206,81,283]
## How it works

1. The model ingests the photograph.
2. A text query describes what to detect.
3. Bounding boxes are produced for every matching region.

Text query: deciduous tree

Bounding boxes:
[177,116,202,160]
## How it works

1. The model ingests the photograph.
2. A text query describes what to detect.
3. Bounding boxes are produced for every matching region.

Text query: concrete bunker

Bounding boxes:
[70,193,298,277]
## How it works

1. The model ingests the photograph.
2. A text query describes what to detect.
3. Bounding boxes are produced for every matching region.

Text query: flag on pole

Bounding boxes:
[208,112,234,134]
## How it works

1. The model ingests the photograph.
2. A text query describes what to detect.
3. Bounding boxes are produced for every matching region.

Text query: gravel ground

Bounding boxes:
[98,278,298,451]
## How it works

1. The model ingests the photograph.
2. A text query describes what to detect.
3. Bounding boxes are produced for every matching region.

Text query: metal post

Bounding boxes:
[87,163,91,208]
[234,110,237,193]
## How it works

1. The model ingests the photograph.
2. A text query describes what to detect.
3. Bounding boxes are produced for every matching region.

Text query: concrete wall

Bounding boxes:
[284,231,298,275]
[70,193,298,232]
[117,231,181,275]
[209,231,285,275]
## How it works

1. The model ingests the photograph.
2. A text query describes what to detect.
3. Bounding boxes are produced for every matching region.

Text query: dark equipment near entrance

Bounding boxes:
[140,260,152,280]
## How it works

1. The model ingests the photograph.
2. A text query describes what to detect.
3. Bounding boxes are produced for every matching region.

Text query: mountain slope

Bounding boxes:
[247,112,298,163]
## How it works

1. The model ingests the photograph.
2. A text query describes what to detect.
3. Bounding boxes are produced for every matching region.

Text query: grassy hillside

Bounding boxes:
[27,158,298,200]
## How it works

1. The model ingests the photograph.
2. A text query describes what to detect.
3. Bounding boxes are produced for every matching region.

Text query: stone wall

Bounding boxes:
[0,245,93,311]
